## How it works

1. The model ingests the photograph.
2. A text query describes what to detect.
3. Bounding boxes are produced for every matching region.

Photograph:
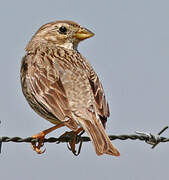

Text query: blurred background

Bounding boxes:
[0,0,169,179]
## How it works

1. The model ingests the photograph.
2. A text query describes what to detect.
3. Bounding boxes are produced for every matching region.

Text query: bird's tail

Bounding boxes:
[79,115,120,156]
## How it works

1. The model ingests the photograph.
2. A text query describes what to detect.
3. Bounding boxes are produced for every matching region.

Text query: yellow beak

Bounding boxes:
[75,28,94,40]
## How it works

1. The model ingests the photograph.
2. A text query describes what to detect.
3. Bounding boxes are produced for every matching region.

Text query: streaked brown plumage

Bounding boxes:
[20,20,120,156]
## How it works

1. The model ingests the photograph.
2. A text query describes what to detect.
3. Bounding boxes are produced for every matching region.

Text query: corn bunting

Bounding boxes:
[20,20,120,156]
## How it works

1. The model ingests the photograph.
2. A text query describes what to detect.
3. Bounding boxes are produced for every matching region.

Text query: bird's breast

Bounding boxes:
[53,48,95,112]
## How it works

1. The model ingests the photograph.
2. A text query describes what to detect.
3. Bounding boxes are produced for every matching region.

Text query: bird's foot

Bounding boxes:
[59,129,84,156]
[31,132,46,154]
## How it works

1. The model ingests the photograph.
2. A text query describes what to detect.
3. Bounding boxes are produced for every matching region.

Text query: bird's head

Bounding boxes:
[26,20,94,51]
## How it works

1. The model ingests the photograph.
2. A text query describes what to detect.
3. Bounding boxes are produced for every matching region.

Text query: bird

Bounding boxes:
[20,20,120,156]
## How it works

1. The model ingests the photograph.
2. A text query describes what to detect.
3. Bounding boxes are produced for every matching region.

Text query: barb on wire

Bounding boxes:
[0,120,1,153]
[136,126,169,149]
[0,126,168,154]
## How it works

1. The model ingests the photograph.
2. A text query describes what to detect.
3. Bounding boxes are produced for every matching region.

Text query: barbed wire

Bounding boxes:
[0,126,168,154]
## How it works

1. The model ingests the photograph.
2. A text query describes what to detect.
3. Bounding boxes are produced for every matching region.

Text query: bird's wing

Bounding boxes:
[83,59,110,127]
[21,52,78,130]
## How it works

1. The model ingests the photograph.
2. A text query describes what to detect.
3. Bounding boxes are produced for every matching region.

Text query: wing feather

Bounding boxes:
[83,59,110,127]
[21,52,78,130]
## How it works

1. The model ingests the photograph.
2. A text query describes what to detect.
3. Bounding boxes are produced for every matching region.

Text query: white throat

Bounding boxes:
[58,42,78,50]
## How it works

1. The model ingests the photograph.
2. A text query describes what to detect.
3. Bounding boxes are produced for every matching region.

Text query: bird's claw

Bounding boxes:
[31,144,46,154]
[31,132,46,154]
[67,139,83,156]
[59,131,83,156]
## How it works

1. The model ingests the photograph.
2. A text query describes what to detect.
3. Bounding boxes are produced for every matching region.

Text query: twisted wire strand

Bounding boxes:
[0,126,168,152]
[0,133,169,143]
[0,134,169,143]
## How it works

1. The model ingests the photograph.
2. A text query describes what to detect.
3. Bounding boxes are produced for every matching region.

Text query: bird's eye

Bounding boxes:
[59,26,67,34]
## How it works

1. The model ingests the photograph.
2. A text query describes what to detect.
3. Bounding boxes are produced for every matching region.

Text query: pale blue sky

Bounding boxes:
[0,0,169,179]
